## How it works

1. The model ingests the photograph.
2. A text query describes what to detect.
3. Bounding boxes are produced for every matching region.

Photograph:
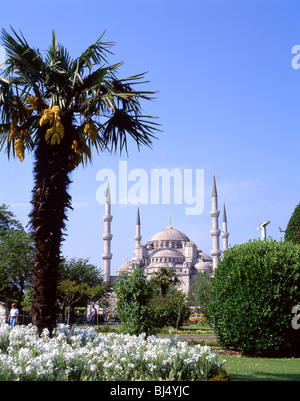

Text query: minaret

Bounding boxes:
[210,171,221,270]
[102,181,113,282]
[134,204,142,249]
[221,200,229,253]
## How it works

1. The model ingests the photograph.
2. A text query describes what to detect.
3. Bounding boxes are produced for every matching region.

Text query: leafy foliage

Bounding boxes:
[115,267,154,336]
[0,27,160,164]
[0,229,34,305]
[56,257,108,324]
[208,238,300,356]
[149,292,190,329]
[149,267,181,297]
[0,204,33,306]
[115,266,191,335]
[188,272,212,318]
[58,257,103,287]
[285,202,300,245]
[0,203,23,233]
[57,280,90,307]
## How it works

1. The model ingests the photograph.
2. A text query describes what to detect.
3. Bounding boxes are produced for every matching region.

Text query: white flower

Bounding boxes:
[0,324,224,381]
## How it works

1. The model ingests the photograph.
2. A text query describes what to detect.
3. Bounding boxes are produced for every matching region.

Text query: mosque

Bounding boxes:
[101,171,229,295]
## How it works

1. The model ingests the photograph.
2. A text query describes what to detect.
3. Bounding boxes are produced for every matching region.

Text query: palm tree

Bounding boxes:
[150,267,181,297]
[0,28,159,335]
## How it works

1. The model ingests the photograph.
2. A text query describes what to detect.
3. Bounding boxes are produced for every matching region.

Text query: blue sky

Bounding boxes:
[0,0,299,275]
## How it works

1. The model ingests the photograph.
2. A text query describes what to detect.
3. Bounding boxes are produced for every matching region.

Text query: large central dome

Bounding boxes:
[150,227,190,242]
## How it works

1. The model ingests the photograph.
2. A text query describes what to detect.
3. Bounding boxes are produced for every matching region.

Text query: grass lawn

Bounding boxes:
[221,355,300,381]
[175,322,215,337]
[164,323,300,381]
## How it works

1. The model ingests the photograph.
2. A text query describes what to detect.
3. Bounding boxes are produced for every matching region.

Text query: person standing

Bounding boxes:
[0,302,9,327]
[68,306,75,330]
[90,305,97,327]
[8,303,19,328]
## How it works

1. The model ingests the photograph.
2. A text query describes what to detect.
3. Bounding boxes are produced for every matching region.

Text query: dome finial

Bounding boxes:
[167,216,173,229]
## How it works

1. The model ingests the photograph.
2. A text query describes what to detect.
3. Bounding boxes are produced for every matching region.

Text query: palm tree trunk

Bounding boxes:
[29,121,73,336]
[161,283,167,297]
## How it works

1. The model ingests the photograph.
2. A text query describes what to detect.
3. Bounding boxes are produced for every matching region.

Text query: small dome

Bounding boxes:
[153,263,173,268]
[118,263,132,273]
[152,249,183,258]
[118,265,128,272]
[194,261,213,274]
[198,252,212,262]
[150,228,190,242]
[149,249,184,267]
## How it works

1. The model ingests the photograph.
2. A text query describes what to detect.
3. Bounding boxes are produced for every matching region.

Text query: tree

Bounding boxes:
[0,229,34,306]
[285,202,300,245]
[115,267,154,336]
[87,284,107,308]
[149,267,181,297]
[0,28,159,335]
[58,257,103,286]
[0,203,23,233]
[188,272,212,318]
[0,204,33,309]
[57,257,108,323]
[57,280,89,309]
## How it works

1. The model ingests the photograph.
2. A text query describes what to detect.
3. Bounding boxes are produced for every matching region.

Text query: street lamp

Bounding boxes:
[257,221,271,240]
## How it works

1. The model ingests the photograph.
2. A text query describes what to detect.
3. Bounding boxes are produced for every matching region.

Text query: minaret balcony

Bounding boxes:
[210,210,220,218]
[210,228,221,236]
[102,234,113,241]
[102,252,113,259]
[211,249,222,257]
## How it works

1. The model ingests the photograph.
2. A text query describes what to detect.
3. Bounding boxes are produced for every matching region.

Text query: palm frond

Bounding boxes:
[0,86,25,124]
[45,31,72,73]
[0,123,10,149]
[100,109,160,154]
[1,27,43,80]
[0,27,160,165]
[73,31,114,74]
[76,63,122,93]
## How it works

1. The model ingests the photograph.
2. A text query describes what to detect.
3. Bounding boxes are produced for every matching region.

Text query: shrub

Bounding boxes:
[114,267,155,336]
[208,238,300,356]
[148,292,190,329]
[285,202,300,245]
[188,272,212,318]
[115,267,191,334]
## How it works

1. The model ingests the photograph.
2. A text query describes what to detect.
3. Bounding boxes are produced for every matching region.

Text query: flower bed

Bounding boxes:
[0,324,226,381]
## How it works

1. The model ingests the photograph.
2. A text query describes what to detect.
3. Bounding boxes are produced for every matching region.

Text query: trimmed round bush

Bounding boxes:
[208,238,300,356]
[285,202,300,245]
[148,294,190,329]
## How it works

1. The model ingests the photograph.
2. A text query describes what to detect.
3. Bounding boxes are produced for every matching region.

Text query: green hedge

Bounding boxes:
[148,294,190,329]
[208,238,300,356]
[285,202,300,245]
